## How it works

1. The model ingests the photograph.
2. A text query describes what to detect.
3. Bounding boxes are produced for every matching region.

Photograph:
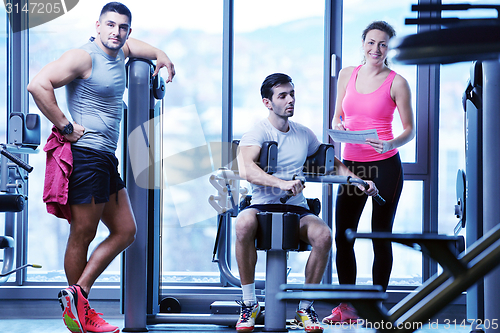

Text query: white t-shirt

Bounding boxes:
[239,118,321,208]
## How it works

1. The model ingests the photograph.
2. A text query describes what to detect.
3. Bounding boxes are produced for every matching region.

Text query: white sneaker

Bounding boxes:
[235,300,260,332]
[296,305,324,333]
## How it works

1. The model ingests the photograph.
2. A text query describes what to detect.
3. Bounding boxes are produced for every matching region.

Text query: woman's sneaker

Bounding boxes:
[58,285,89,333]
[235,300,260,332]
[295,305,324,333]
[86,308,120,333]
[322,303,360,324]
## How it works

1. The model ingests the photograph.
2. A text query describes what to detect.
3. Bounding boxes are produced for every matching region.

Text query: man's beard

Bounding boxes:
[102,37,125,51]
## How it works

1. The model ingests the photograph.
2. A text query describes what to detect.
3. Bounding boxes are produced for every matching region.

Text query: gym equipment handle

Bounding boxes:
[0,263,42,277]
[0,146,33,173]
[348,177,386,206]
[280,175,386,206]
[280,175,306,204]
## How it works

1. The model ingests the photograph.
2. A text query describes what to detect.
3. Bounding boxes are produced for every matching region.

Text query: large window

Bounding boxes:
[25,0,202,282]
[159,0,224,283]
[231,0,326,283]
[27,1,111,282]
[24,0,228,285]
[14,0,470,290]
[232,0,325,138]
[21,0,327,286]
[438,63,467,235]
[342,2,417,162]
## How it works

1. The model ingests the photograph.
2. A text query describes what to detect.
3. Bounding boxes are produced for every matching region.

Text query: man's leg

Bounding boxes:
[60,198,109,333]
[295,215,330,333]
[60,189,136,333]
[300,215,332,284]
[234,208,261,332]
[65,198,105,287]
[76,188,137,294]
[235,208,259,286]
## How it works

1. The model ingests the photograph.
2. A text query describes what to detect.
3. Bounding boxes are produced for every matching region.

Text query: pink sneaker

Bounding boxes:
[86,308,120,333]
[58,285,89,333]
[322,303,360,324]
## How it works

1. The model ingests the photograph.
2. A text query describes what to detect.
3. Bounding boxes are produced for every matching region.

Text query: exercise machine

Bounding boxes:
[1,112,42,285]
[394,4,500,332]
[122,58,166,332]
[279,223,498,333]
[209,141,384,331]
[458,60,484,328]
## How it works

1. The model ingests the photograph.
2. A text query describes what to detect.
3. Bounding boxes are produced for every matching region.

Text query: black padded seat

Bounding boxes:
[0,236,14,249]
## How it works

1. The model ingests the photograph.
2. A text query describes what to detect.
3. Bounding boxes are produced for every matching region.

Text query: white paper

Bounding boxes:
[328,129,379,144]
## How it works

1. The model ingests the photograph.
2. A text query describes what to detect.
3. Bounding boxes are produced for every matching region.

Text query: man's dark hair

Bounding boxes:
[260,73,293,100]
[100,2,132,26]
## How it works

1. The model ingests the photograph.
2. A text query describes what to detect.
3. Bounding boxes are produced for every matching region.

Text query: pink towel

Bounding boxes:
[43,126,73,223]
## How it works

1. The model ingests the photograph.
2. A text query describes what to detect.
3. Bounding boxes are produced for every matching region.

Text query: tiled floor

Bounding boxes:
[0,319,477,333]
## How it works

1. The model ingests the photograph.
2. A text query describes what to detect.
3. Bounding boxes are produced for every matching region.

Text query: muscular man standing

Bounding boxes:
[27,3,175,332]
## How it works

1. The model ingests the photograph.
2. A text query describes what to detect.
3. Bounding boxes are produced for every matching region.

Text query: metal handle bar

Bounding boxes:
[0,145,33,173]
[280,175,306,204]
[347,177,386,206]
[0,263,42,277]
[215,169,386,206]
[280,175,386,206]
[411,4,500,12]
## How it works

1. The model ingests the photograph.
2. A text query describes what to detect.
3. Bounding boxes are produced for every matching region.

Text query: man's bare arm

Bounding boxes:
[27,48,90,141]
[237,145,304,196]
[123,37,175,82]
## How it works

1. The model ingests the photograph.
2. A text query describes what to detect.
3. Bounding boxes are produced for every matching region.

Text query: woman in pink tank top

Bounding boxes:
[323,21,415,325]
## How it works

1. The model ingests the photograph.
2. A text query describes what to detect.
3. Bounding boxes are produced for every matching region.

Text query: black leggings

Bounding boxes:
[335,153,403,291]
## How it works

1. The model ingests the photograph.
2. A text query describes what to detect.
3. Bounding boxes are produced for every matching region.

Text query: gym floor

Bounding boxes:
[0,297,478,333]
[0,319,475,333]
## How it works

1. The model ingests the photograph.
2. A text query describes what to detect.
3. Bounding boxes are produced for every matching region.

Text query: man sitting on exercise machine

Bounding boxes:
[234,73,379,332]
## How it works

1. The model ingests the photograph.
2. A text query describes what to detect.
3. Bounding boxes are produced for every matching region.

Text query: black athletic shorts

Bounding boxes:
[68,146,126,205]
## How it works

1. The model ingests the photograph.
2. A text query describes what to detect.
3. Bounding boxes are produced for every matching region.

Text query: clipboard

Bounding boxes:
[328,129,378,144]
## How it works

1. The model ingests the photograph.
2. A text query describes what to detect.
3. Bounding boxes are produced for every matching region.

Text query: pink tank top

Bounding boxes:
[341,65,398,162]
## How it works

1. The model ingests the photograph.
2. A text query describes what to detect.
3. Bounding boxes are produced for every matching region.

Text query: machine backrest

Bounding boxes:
[232,141,334,176]
[8,113,41,147]
[303,144,335,176]
[231,140,277,174]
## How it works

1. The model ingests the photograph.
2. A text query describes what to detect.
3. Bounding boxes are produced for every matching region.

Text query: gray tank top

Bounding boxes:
[66,39,126,153]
